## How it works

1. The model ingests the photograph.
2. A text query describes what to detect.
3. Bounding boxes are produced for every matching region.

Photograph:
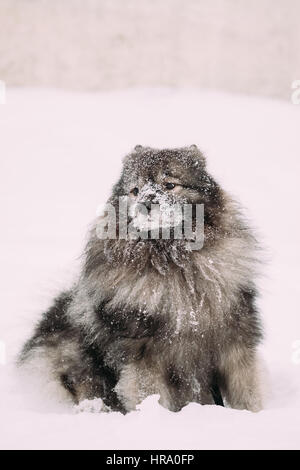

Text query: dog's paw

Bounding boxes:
[74,398,109,413]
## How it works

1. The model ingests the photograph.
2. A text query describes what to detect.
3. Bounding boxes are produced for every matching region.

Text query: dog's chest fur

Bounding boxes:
[76,235,255,368]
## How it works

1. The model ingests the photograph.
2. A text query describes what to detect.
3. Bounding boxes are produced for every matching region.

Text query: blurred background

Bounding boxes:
[0,0,299,100]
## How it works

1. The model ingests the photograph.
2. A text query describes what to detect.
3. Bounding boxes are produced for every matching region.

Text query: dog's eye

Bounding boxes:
[131,187,139,196]
[165,183,176,190]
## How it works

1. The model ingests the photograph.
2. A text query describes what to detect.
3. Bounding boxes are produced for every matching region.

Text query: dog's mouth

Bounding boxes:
[128,204,184,241]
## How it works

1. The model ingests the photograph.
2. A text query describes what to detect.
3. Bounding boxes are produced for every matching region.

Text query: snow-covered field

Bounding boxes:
[0,88,300,450]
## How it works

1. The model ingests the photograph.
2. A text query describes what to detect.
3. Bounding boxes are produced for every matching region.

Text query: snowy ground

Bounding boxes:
[0,88,300,450]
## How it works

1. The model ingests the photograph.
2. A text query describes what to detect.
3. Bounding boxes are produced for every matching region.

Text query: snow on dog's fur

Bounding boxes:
[19,146,264,413]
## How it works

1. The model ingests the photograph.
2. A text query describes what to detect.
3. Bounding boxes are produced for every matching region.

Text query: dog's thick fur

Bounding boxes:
[20,146,263,413]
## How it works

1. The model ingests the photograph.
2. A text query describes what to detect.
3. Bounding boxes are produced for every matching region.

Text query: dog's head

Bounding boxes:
[110,145,223,242]
[86,146,234,275]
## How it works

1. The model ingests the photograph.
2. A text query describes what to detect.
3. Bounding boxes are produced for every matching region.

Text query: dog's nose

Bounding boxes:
[144,197,155,213]
[139,182,160,212]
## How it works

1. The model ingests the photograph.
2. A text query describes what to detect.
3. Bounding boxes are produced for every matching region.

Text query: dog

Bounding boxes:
[20,145,264,413]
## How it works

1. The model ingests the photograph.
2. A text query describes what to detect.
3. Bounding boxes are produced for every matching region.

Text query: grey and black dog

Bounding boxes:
[20,145,264,413]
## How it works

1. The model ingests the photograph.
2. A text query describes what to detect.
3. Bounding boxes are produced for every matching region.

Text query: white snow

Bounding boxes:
[0,87,300,450]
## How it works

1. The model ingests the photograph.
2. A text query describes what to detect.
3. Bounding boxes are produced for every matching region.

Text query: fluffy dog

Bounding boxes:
[20,145,263,413]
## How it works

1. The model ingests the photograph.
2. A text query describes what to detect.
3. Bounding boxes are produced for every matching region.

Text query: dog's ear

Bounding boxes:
[122,145,145,163]
[188,144,206,168]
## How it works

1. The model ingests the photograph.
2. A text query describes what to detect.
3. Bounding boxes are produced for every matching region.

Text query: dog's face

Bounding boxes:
[86,146,226,275]
[111,145,223,237]
[118,145,207,203]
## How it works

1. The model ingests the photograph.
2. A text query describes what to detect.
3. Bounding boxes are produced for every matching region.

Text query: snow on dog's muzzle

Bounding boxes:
[128,182,183,236]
